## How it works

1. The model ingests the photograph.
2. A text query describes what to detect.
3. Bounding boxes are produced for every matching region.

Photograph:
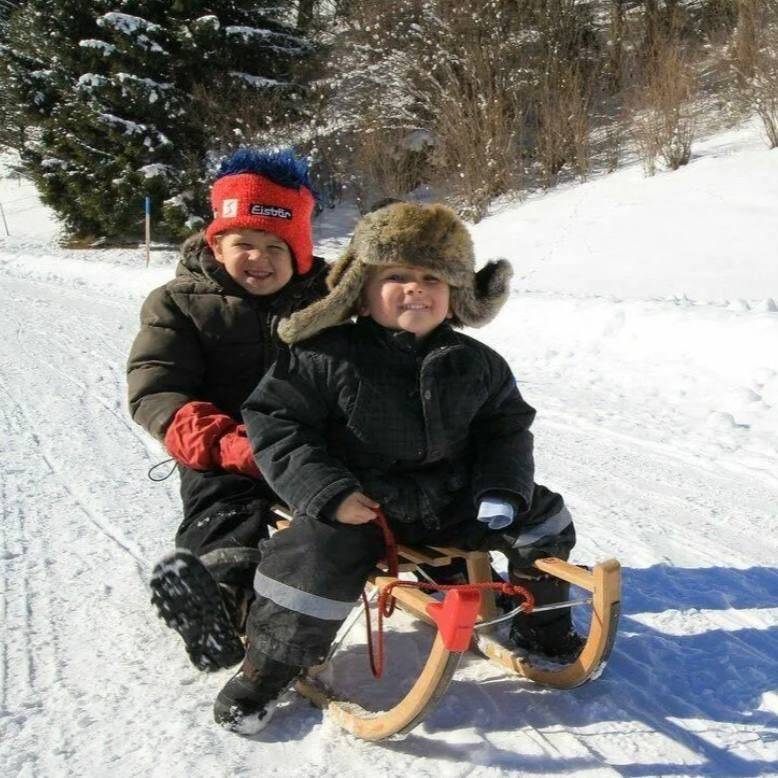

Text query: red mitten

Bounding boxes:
[216,425,262,479]
[164,401,238,471]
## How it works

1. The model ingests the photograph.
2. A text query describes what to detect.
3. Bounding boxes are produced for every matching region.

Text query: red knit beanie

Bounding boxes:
[204,150,316,274]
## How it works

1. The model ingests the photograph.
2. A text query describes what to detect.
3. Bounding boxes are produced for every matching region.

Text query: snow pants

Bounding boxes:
[246,484,575,667]
[175,465,277,591]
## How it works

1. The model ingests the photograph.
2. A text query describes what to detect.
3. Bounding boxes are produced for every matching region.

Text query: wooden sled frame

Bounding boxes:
[291,536,621,741]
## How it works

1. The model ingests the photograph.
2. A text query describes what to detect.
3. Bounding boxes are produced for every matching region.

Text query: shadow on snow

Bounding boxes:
[263,563,777,776]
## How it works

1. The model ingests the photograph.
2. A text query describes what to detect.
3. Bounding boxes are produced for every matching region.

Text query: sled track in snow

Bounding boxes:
[0,371,148,573]
[0,378,79,774]
[0,277,185,774]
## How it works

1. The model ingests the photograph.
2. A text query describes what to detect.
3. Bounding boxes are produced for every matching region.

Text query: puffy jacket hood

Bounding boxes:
[176,231,328,302]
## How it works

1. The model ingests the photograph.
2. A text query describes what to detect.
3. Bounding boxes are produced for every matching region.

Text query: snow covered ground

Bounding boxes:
[0,121,776,777]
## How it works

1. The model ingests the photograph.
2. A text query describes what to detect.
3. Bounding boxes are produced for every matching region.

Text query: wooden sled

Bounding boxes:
[289,534,621,741]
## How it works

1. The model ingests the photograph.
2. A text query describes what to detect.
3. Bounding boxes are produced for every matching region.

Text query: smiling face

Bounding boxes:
[212,228,294,295]
[360,264,452,339]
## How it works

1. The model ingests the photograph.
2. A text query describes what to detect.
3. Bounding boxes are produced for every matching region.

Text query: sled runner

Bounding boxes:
[272,508,621,742]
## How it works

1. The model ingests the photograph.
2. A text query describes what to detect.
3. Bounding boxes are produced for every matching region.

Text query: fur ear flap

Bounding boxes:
[277,251,366,344]
[325,247,357,290]
[450,258,513,327]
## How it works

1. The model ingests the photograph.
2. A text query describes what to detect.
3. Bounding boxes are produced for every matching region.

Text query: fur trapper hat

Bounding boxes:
[278,202,513,344]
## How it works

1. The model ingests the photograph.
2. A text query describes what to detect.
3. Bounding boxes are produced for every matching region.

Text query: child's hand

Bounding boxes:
[335,491,380,524]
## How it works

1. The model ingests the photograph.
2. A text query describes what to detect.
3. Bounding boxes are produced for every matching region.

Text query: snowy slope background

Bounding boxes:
[0,120,776,777]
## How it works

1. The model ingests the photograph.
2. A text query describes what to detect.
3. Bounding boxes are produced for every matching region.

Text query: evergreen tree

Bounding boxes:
[1,1,310,241]
[0,1,27,151]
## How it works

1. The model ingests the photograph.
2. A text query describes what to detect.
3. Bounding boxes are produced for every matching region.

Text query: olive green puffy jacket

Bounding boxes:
[127,232,328,440]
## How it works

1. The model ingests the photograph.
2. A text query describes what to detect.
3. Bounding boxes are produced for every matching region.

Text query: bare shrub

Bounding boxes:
[536,61,595,186]
[348,124,431,211]
[752,31,778,147]
[431,44,525,221]
[754,81,778,146]
[535,72,568,185]
[602,110,626,173]
[700,0,740,41]
[630,104,662,175]
[729,3,778,148]
[311,1,548,219]
[526,0,600,187]
[606,0,628,93]
[630,36,699,175]
[731,0,761,83]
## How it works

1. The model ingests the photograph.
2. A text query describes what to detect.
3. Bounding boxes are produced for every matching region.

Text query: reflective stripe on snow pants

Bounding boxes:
[246,515,385,667]
[253,568,357,621]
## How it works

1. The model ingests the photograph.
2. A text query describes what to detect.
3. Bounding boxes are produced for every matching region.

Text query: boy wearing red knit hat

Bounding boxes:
[127,148,328,673]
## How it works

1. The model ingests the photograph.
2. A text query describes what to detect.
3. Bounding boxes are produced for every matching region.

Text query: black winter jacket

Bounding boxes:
[243,318,537,530]
[127,234,328,440]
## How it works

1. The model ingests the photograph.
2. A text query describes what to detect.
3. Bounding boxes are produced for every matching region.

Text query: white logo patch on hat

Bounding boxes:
[222,198,239,217]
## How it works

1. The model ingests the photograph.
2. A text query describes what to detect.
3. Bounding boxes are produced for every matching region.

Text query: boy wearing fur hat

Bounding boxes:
[213,201,580,734]
[127,148,328,673]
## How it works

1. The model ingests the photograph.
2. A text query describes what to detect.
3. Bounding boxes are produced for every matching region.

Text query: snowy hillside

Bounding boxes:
[0,122,776,777]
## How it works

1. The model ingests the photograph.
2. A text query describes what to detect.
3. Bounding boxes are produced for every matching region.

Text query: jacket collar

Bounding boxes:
[177,231,326,310]
[356,317,461,357]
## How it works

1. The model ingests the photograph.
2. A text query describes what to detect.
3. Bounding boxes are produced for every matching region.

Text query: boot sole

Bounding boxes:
[150,549,245,672]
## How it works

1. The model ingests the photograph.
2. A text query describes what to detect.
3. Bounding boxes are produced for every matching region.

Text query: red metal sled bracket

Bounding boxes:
[426,589,482,651]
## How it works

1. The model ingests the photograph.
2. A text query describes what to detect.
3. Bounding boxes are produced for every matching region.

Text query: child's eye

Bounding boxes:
[424,276,439,284]
[386,273,405,282]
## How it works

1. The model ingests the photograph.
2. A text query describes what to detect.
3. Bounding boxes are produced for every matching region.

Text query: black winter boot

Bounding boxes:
[150,549,245,672]
[417,557,469,585]
[218,584,254,636]
[213,651,301,734]
[509,569,585,662]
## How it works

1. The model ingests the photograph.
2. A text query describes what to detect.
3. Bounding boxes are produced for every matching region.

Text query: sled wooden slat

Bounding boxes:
[295,633,461,741]
[533,557,597,591]
[429,545,494,559]
[465,553,499,621]
[377,560,423,573]
[395,545,454,566]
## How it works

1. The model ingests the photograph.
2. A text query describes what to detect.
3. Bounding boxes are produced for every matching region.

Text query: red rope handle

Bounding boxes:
[372,509,399,580]
[362,510,534,678]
